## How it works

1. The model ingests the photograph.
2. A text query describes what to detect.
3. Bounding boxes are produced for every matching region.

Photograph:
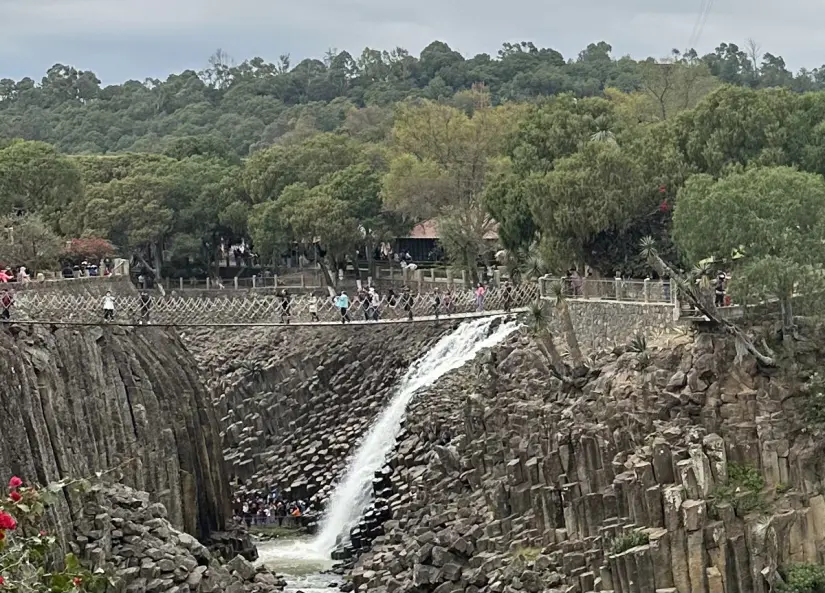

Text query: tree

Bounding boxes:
[0,215,63,272]
[383,91,521,282]
[0,141,83,231]
[673,166,825,333]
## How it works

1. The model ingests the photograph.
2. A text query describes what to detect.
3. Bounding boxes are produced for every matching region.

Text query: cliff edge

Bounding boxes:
[0,324,230,541]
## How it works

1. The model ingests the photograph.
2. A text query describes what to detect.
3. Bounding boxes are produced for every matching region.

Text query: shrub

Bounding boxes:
[0,475,111,591]
[611,531,649,554]
[778,563,825,593]
[711,463,766,514]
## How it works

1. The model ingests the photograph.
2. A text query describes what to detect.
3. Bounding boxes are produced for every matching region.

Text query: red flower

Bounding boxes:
[7,477,21,489]
[8,491,20,503]
[0,575,5,586]
[659,200,670,213]
[659,185,667,193]
[0,511,16,531]
[39,530,47,536]
[72,576,82,588]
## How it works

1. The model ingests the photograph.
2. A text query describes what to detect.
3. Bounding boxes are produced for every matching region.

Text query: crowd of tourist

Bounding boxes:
[232,489,310,526]
[273,281,514,325]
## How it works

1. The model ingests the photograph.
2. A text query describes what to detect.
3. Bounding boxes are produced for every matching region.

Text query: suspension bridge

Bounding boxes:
[0,283,540,327]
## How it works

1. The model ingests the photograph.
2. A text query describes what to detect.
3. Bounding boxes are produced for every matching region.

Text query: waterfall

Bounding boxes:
[313,317,517,556]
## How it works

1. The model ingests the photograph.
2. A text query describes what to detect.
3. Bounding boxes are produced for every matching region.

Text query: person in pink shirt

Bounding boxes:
[0,269,10,282]
[475,283,486,311]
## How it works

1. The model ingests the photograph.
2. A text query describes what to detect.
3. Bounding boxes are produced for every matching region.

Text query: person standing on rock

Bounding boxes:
[0,289,12,320]
[102,290,115,321]
[308,293,320,322]
[335,291,350,323]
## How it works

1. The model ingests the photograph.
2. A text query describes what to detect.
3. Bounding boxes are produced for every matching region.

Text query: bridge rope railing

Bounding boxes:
[4,283,539,326]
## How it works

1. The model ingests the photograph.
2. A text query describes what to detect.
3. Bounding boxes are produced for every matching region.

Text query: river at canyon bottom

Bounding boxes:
[257,538,339,593]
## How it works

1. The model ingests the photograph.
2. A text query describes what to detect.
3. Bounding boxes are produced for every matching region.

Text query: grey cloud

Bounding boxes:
[2,0,825,83]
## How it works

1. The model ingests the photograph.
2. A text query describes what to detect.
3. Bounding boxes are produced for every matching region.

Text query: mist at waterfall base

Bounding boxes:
[257,316,516,581]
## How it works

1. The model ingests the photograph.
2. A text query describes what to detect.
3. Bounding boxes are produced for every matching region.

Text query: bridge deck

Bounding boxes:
[0,309,523,328]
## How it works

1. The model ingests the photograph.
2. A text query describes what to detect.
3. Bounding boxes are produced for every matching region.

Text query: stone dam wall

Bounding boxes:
[0,324,230,541]
[548,299,679,354]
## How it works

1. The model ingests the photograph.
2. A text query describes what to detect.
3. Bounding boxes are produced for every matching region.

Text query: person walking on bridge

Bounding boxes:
[139,291,151,324]
[308,294,320,322]
[503,281,513,313]
[102,290,115,321]
[280,289,292,324]
[402,286,414,321]
[335,291,350,324]
[1,289,12,320]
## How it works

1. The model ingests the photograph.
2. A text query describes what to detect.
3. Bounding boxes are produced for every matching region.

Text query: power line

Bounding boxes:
[687,0,715,51]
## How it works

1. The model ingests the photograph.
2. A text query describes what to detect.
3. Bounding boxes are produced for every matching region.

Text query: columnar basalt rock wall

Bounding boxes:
[352,328,825,593]
[548,300,679,353]
[184,323,454,505]
[0,325,230,542]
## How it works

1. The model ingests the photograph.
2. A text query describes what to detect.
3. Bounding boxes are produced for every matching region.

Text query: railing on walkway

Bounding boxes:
[4,283,539,326]
[539,276,675,304]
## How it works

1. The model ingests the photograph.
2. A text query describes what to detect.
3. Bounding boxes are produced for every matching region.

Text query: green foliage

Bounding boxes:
[0,475,113,592]
[801,373,825,428]
[0,215,63,272]
[628,333,648,353]
[711,463,767,514]
[611,531,650,554]
[778,563,825,593]
[674,166,825,328]
[2,40,825,281]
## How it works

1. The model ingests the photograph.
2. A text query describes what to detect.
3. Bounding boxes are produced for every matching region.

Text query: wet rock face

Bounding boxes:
[348,330,825,593]
[184,324,452,508]
[0,325,231,541]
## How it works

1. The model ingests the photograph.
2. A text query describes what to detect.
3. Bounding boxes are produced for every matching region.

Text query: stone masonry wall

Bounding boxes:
[548,300,679,354]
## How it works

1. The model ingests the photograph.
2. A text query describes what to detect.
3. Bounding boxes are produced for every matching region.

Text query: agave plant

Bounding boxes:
[524,301,566,376]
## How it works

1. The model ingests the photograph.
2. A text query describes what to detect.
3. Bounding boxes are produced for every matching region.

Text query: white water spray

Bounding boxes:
[312,317,517,555]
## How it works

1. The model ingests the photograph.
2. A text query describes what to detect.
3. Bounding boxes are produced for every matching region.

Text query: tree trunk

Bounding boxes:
[152,241,163,280]
[317,257,338,297]
[558,300,584,367]
[536,330,566,377]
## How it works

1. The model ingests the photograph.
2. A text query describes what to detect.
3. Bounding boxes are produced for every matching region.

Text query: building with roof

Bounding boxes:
[395,219,499,261]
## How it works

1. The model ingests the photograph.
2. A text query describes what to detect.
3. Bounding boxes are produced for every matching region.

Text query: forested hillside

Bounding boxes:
[0,40,818,156]
[2,38,825,302]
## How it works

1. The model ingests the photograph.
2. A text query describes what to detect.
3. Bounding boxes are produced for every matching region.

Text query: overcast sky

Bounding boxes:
[2,0,824,84]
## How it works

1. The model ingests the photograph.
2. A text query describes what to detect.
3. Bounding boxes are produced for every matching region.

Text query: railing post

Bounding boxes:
[494,269,501,286]
[446,269,454,286]
[416,269,423,292]
[614,275,621,300]
[430,268,435,282]
[206,277,211,290]
[461,270,467,286]
[273,274,278,289]
[179,277,183,291]
[252,275,257,289]
[234,276,239,290]
[644,278,651,303]
[301,272,306,288]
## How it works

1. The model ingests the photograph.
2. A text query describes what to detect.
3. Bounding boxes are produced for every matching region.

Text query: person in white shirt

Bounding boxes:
[308,294,319,322]
[102,291,115,321]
